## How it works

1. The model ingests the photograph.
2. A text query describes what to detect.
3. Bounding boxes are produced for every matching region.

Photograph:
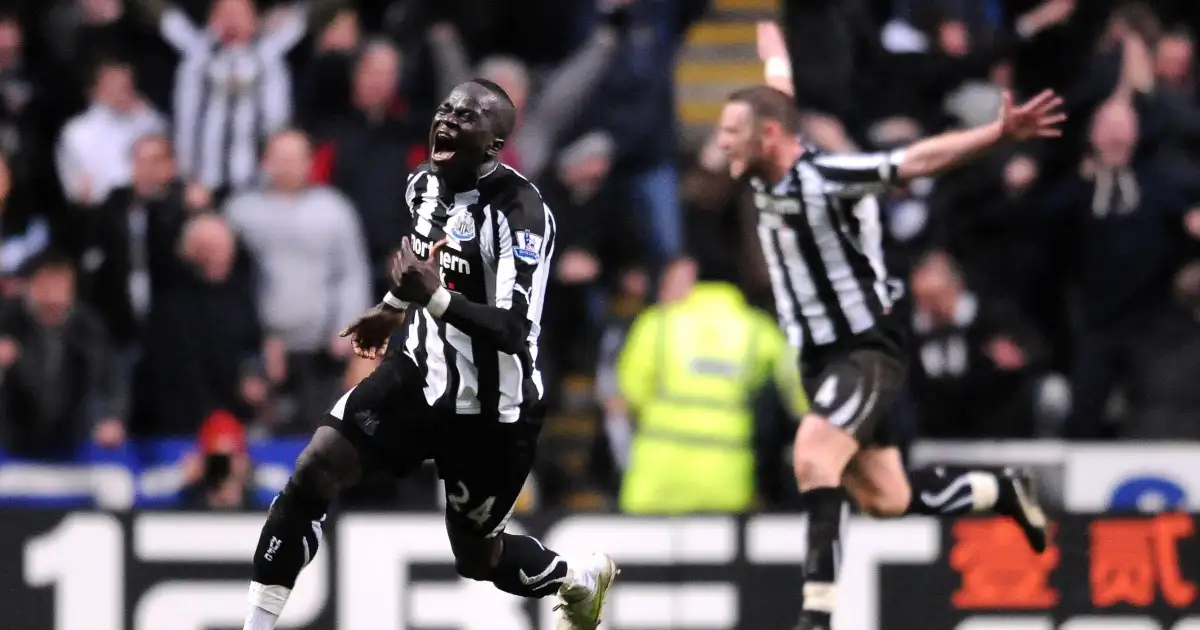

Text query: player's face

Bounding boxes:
[430,84,498,176]
[716,101,763,177]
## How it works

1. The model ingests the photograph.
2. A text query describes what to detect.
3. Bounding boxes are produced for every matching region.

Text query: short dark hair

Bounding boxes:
[727,85,801,134]
[131,132,173,158]
[471,78,514,107]
[470,78,517,139]
[1164,24,1194,44]
[21,250,75,279]
[676,248,739,285]
[914,250,964,285]
[1113,2,1162,43]
[263,127,312,158]
[90,56,132,88]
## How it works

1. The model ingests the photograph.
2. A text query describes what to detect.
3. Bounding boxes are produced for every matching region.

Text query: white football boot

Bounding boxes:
[554,553,620,630]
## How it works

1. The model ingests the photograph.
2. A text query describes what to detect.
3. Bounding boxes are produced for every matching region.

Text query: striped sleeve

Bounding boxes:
[494,184,556,326]
[259,6,308,56]
[810,150,906,197]
[258,54,293,136]
[160,7,209,53]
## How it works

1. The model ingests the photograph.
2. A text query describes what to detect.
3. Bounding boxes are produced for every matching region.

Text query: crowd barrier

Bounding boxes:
[910,441,1200,512]
[2,440,1198,511]
[2,511,1197,630]
[0,439,307,509]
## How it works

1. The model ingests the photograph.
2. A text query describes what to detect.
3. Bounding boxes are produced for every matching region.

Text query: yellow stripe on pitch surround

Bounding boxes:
[687,21,757,46]
[676,60,763,85]
[713,0,778,13]
[677,101,727,127]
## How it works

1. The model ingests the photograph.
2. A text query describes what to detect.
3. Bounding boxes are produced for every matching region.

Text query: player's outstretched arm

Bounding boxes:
[893,89,1065,182]
[811,90,1065,194]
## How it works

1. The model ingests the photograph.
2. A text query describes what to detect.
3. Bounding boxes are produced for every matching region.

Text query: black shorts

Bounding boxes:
[328,352,540,538]
[803,348,907,446]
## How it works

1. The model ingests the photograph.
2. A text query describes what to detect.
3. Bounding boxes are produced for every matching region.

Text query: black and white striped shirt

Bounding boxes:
[753,148,905,356]
[397,163,557,421]
[160,7,303,190]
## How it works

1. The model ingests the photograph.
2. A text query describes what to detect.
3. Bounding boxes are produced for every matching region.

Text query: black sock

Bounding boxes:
[798,487,845,630]
[905,466,1004,516]
[488,533,570,598]
[251,481,328,589]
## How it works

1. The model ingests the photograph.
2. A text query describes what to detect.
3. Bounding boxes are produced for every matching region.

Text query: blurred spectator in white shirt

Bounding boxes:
[55,57,166,207]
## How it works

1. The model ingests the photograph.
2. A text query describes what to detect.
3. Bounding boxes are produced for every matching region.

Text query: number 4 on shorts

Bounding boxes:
[813,375,839,408]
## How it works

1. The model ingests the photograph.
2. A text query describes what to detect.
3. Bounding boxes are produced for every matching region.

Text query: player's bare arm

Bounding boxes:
[338,304,403,360]
[893,89,1065,182]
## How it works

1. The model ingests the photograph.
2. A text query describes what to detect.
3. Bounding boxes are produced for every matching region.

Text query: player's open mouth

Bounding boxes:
[432,128,457,163]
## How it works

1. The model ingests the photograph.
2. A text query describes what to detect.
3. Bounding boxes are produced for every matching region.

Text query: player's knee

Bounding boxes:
[290,452,340,505]
[793,417,855,489]
[453,549,496,581]
[290,427,358,506]
[449,529,503,581]
[856,490,908,517]
[794,454,839,489]
[793,444,843,489]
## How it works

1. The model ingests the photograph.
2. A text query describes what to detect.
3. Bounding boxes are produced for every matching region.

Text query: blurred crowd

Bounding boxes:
[3,0,1200,509]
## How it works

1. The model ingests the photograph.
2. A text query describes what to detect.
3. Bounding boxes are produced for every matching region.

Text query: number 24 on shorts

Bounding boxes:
[447,481,495,527]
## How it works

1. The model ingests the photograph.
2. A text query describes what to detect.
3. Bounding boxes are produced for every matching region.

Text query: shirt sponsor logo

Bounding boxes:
[753,191,801,215]
[413,238,471,274]
[513,230,542,264]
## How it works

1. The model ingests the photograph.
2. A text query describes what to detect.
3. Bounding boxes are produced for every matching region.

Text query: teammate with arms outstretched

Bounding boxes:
[717,27,1065,630]
[240,80,616,630]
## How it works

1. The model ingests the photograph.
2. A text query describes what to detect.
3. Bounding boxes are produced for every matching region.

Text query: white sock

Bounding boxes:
[242,605,278,630]
[802,582,838,613]
[244,581,290,630]
[967,471,1000,512]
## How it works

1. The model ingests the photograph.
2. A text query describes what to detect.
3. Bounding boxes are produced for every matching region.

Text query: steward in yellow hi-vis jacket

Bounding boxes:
[616,259,806,514]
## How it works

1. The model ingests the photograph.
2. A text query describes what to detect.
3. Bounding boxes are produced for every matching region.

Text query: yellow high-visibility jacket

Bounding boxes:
[616,282,806,514]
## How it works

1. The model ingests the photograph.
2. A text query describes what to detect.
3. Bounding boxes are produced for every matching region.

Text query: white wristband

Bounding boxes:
[765,56,792,80]
[426,287,452,318]
[1015,16,1036,40]
[383,292,408,310]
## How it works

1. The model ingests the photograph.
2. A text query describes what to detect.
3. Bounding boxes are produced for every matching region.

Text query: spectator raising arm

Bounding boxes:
[426,21,473,105]
[427,2,629,180]
[509,3,630,181]
[130,0,342,190]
